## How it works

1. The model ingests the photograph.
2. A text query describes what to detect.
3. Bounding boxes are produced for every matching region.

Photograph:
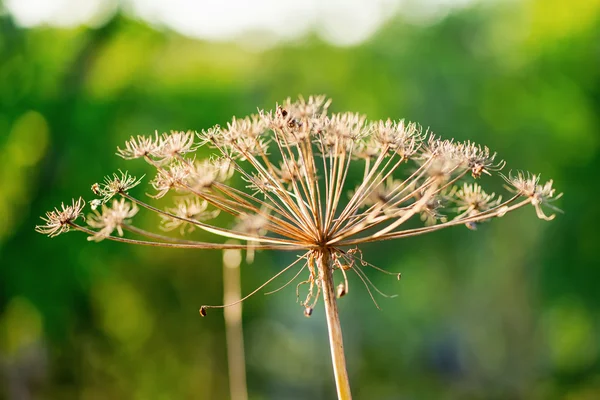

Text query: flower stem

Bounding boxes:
[317,250,352,400]
[223,248,248,400]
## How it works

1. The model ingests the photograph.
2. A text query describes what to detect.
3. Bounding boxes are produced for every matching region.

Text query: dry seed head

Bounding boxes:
[38,95,562,316]
[225,115,267,140]
[220,115,270,159]
[117,133,160,160]
[280,94,331,120]
[371,119,424,158]
[186,158,233,191]
[35,197,85,237]
[196,126,221,147]
[160,197,218,233]
[504,171,541,197]
[454,183,502,214]
[94,170,144,204]
[263,106,312,145]
[503,173,562,220]
[153,130,199,162]
[422,136,458,160]
[87,198,139,241]
[149,160,192,198]
[457,141,505,178]
[316,112,368,155]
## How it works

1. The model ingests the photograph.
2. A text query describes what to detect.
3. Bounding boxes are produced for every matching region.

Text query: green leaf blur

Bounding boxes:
[1,1,598,398]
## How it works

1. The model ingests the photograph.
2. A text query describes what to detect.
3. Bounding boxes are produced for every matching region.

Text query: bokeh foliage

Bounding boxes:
[1,1,599,398]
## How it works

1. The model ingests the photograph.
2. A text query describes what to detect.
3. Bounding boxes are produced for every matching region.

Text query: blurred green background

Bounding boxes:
[1,0,599,398]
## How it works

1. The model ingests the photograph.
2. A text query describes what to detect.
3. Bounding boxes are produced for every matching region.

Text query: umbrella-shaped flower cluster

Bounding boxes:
[37,96,561,399]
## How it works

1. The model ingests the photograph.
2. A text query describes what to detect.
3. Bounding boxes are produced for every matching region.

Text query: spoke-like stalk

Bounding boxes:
[337,197,531,246]
[316,250,352,400]
[70,223,304,250]
[121,193,302,246]
[329,145,389,233]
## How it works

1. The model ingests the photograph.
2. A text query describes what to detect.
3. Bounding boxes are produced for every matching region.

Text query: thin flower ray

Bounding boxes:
[121,193,308,246]
[70,223,304,250]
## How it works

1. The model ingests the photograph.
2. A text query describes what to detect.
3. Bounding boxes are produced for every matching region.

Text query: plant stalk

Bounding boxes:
[223,248,248,400]
[317,250,352,400]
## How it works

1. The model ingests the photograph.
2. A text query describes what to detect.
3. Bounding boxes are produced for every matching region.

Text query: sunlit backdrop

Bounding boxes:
[1,0,599,398]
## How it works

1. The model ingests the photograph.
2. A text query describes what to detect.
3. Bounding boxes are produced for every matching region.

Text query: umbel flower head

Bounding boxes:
[37,94,562,302]
[36,95,562,399]
[35,198,85,238]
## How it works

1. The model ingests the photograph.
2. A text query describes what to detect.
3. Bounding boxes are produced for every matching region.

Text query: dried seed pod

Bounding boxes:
[304,307,313,317]
[397,273,402,281]
[199,306,207,317]
[337,283,347,298]
[465,221,478,230]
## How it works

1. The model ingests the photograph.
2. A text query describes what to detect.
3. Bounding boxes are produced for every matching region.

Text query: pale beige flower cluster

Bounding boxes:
[36,95,561,311]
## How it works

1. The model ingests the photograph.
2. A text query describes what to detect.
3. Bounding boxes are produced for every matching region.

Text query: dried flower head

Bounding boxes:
[457,141,506,178]
[153,130,199,162]
[282,94,330,120]
[38,96,562,399]
[454,183,502,214]
[453,183,502,229]
[161,197,219,233]
[87,198,139,241]
[38,96,562,304]
[35,197,85,237]
[117,133,160,159]
[371,119,424,158]
[187,158,233,191]
[503,171,562,220]
[149,160,192,198]
[93,170,144,204]
[317,112,368,154]
[208,115,271,159]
